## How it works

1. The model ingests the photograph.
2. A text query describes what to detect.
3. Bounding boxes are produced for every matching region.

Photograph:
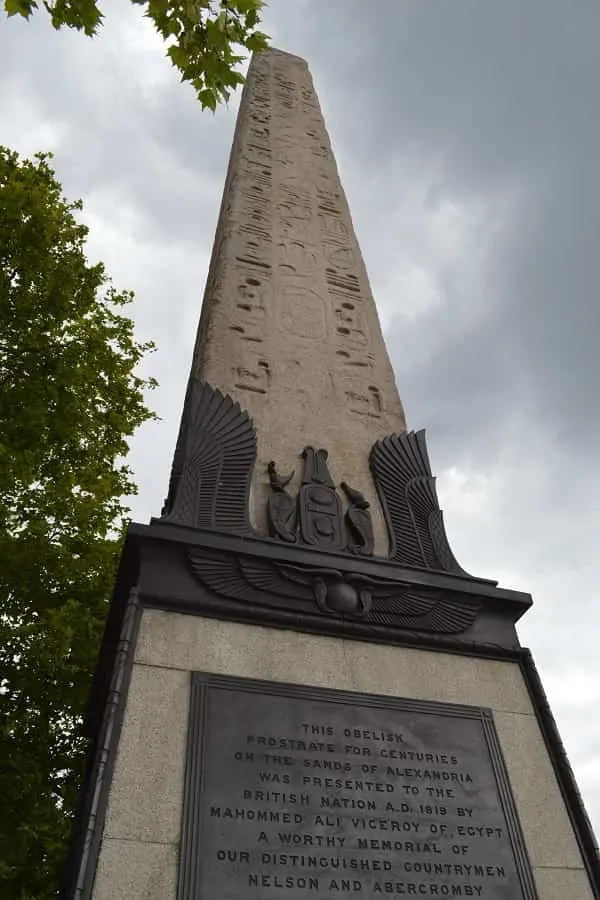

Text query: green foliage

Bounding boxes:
[0,146,156,898]
[3,0,269,110]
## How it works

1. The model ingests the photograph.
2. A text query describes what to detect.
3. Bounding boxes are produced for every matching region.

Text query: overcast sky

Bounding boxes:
[2,0,599,835]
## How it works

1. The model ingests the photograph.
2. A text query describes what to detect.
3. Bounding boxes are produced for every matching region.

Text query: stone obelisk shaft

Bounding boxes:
[190,49,406,553]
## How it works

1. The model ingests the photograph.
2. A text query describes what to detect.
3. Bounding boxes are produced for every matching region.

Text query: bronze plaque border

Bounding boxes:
[177,672,538,900]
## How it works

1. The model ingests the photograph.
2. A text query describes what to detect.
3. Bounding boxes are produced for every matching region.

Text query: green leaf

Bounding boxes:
[3,0,270,110]
[4,0,34,17]
[0,145,156,898]
[167,42,188,68]
[198,87,217,111]
[246,30,268,51]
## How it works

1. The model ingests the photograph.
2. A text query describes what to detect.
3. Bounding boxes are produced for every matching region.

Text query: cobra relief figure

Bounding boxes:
[267,461,297,543]
[341,481,374,556]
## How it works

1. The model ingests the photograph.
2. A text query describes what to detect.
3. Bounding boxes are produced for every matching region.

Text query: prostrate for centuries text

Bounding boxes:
[180,675,534,899]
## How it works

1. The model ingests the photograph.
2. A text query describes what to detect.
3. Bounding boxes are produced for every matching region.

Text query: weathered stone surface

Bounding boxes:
[133,611,587,871]
[493,709,586,869]
[93,839,178,900]
[532,867,595,900]
[104,663,189,844]
[189,49,406,554]
[96,613,591,897]
[135,608,533,714]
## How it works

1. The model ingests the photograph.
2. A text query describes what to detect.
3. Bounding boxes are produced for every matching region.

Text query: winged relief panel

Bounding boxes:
[188,548,480,636]
[370,430,470,576]
[158,381,470,586]
[161,379,256,535]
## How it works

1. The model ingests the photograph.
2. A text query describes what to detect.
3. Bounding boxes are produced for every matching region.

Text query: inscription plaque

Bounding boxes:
[178,674,537,899]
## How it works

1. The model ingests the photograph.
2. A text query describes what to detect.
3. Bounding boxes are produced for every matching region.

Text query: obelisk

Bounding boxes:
[179,48,406,554]
[65,49,600,900]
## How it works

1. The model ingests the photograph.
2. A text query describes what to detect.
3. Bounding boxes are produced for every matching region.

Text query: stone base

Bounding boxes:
[89,611,595,900]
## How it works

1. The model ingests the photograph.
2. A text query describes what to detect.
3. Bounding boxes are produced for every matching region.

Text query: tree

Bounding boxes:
[2,0,269,111]
[0,146,156,898]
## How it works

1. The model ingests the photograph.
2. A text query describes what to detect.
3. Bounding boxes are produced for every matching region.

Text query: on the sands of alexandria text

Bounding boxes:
[200,717,522,898]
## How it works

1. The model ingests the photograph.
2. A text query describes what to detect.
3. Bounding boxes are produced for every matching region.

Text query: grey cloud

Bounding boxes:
[3,9,237,245]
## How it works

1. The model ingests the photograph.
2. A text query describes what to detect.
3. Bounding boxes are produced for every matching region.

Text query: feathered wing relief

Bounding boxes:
[363,585,479,633]
[188,548,480,635]
[161,377,193,518]
[428,509,469,575]
[161,379,256,534]
[189,549,316,610]
[370,430,470,576]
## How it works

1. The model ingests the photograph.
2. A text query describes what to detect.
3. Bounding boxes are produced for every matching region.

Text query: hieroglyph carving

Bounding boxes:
[194,49,401,431]
[198,53,275,396]
[267,51,390,416]
[180,49,407,563]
